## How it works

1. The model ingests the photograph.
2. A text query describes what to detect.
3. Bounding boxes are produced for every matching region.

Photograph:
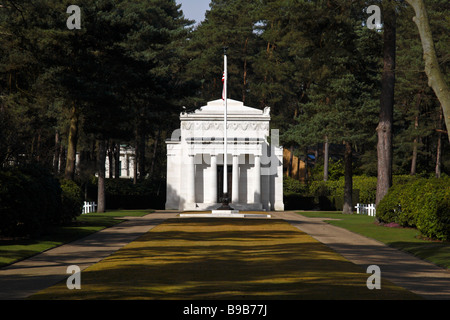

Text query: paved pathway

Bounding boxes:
[272,211,450,300]
[0,210,449,300]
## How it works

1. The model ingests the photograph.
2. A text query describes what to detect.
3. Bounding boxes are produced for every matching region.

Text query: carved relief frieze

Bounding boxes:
[182,121,270,132]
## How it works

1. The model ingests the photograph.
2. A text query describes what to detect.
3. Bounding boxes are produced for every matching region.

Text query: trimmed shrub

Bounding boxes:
[308,179,342,197]
[283,176,306,194]
[0,165,62,237]
[283,193,315,210]
[0,169,34,237]
[377,177,450,241]
[309,175,413,206]
[316,191,360,211]
[87,178,165,210]
[374,184,403,223]
[60,179,83,223]
[413,179,450,241]
[353,176,377,204]
[21,165,62,227]
[393,174,418,186]
[308,178,360,210]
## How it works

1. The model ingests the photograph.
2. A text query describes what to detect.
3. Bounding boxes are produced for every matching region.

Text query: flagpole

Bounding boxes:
[223,49,228,199]
[216,47,233,211]
[213,47,235,212]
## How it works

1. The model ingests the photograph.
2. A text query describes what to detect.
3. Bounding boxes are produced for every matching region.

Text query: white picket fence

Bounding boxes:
[355,203,376,216]
[82,201,97,214]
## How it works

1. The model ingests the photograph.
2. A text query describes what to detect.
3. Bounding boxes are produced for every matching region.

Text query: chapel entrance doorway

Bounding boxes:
[217,165,233,203]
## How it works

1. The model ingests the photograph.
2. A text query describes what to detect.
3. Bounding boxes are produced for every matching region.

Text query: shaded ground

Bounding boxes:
[30,218,420,300]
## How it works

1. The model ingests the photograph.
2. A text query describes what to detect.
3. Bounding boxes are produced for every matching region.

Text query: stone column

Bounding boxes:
[232,155,239,203]
[274,147,285,211]
[210,154,217,203]
[254,155,261,203]
[186,154,196,205]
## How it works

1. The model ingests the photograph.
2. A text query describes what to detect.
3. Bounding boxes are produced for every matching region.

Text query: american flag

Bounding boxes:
[222,72,225,100]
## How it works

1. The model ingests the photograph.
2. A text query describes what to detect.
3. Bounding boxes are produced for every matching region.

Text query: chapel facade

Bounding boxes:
[165,99,284,212]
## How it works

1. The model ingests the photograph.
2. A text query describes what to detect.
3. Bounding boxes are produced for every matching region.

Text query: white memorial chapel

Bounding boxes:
[165,98,284,212]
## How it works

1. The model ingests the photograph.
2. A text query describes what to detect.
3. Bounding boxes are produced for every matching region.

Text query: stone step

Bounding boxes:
[179,211,271,218]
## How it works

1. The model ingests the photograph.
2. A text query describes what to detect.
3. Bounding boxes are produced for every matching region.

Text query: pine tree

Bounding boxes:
[405,0,450,142]
[393,0,449,176]
[280,0,381,212]
[1,0,193,210]
[376,0,397,205]
[184,0,262,105]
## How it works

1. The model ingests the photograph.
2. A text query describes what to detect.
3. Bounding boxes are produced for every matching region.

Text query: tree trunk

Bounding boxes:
[288,145,294,177]
[410,114,419,175]
[149,130,160,178]
[65,104,79,181]
[376,3,396,205]
[304,148,308,183]
[53,130,60,175]
[134,127,139,184]
[436,107,443,178]
[436,130,442,178]
[406,0,450,142]
[133,153,138,184]
[36,130,41,162]
[323,136,329,181]
[242,37,249,103]
[137,121,146,181]
[139,134,146,180]
[114,143,120,179]
[342,141,353,214]
[314,144,319,166]
[97,139,106,213]
[107,141,114,179]
[59,144,65,175]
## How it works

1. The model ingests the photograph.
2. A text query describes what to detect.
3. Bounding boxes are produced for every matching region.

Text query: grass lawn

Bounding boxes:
[0,210,153,268]
[298,211,450,269]
[30,218,420,300]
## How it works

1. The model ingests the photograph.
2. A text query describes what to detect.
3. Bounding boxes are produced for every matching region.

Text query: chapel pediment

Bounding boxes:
[181,99,270,120]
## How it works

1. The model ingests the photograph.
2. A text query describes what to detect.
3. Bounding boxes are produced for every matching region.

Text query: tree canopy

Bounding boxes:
[0,0,448,211]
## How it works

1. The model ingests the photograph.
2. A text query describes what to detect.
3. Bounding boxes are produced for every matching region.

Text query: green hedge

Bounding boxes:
[0,166,60,237]
[60,179,83,223]
[285,175,423,211]
[284,176,308,194]
[0,166,83,237]
[377,177,450,241]
[106,179,165,209]
[308,175,420,205]
[283,193,315,210]
[309,180,342,197]
[85,178,165,210]
[309,176,374,203]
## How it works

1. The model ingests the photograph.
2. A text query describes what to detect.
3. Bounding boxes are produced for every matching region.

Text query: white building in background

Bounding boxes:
[75,145,136,179]
[165,99,284,212]
[105,145,136,179]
